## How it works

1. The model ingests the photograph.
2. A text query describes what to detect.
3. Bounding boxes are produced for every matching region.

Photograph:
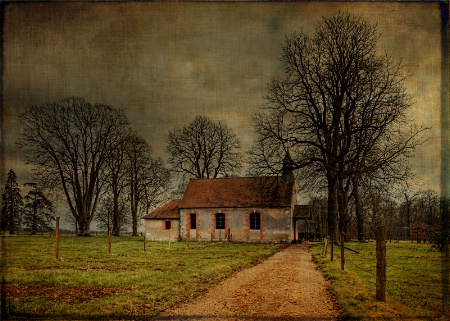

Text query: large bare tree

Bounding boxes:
[103,131,131,236]
[18,97,130,235]
[250,13,426,238]
[167,116,242,179]
[127,134,170,236]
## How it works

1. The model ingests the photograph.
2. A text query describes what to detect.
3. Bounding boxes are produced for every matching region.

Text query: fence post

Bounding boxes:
[330,234,334,261]
[375,225,386,302]
[322,237,328,257]
[340,232,345,271]
[168,228,171,249]
[144,232,147,252]
[108,225,112,255]
[55,217,60,260]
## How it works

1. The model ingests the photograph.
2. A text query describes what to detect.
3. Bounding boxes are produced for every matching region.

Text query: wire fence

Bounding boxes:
[330,240,448,318]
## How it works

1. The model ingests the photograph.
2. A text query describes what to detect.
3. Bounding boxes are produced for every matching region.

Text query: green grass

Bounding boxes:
[312,241,449,320]
[3,235,279,320]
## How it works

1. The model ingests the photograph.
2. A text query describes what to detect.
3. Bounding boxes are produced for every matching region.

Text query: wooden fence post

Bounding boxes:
[330,234,334,261]
[108,225,112,255]
[322,237,328,257]
[144,232,147,252]
[168,228,171,249]
[55,217,60,260]
[375,225,386,302]
[340,232,345,271]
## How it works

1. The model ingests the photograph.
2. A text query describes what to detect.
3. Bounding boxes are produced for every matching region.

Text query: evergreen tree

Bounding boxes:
[22,185,54,234]
[1,170,23,234]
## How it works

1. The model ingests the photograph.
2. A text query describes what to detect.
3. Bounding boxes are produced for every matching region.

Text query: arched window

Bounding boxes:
[250,212,260,230]
[215,213,225,229]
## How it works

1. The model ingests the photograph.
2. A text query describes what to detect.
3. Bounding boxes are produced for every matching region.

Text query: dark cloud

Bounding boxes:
[2,2,442,192]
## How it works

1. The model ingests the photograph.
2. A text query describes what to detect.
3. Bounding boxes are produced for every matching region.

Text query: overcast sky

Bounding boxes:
[2,1,443,196]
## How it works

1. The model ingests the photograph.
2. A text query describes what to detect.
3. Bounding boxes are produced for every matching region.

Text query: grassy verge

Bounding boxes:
[311,241,448,320]
[3,235,279,320]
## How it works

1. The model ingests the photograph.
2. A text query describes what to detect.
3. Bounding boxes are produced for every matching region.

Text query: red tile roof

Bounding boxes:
[179,176,295,209]
[143,199,181,219]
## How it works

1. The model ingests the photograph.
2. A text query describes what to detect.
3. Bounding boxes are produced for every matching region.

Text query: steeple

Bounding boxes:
[281,151,294,184]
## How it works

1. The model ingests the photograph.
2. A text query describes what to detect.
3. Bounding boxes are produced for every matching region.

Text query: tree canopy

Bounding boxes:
[167,116,242,179]
[18,97,130,235]
[250,13,426,237]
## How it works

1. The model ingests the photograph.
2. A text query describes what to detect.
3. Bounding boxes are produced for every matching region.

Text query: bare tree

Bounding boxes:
[18,97,130,235]
[104,131,131,236]
[250,13,426,238]
[310,196,328,237]
[95,193,130,234]
[167,116,242,178]
[127,134,171,236]
[415,189,440,227]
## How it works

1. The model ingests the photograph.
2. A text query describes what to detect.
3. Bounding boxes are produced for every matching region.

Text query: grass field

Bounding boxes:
[312,241,449,320]
[2,235,279,320]
[4,236,449,320]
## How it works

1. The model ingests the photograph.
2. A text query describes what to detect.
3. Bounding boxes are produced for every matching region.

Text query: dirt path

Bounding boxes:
[156,244,342,321]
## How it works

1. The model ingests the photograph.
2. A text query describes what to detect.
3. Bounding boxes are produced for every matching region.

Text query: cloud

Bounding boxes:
[2,1,443,194]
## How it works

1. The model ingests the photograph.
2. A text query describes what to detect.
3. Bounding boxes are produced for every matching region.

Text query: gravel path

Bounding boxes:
[156,244,342,321]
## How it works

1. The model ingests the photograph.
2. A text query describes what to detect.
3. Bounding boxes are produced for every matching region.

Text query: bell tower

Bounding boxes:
[281,151,294,184]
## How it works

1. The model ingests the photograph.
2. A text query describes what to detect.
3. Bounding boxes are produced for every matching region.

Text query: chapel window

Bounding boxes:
[250,212,261,230]
[190,213,197,229]
[215,213,225,230]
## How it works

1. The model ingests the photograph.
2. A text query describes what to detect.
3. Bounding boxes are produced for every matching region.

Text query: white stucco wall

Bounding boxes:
[144,219,179,241]
[179,207,293,242]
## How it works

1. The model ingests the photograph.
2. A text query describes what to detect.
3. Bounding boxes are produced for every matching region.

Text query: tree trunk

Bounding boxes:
[112,174,121,236]
[338,179,350,237]
[31,202,37,235]
[112,189,120,236]
[130,189,139,236]
[375,225,386,302]
[9,206,15,235]
[340,232,345,270]
[354,179,364,241]
[327,176,338,238]
[78,217,91,236]
[132,216,138,237]
[405,196,412,240]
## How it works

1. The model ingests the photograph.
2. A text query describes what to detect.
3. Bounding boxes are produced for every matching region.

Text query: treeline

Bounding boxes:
[0,98,170,236]
[2,98,243,236]
[309,187,444,246]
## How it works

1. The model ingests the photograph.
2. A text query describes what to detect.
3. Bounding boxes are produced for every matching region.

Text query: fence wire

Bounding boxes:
[332,242,446,317]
